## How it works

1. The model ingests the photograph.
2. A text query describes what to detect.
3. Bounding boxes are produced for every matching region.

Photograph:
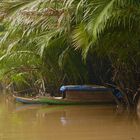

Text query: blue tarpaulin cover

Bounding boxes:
[60,85,112,93]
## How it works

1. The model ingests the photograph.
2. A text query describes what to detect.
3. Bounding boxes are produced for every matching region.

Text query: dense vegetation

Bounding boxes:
[0,0,140,107]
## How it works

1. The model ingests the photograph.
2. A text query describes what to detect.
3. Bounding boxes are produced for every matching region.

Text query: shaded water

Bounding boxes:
[0,95,140,140]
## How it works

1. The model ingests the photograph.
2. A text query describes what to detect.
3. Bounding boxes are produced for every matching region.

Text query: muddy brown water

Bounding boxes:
[0,95,140,140]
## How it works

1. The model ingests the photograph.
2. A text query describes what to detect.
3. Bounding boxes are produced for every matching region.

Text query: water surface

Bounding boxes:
[0,95,140,140]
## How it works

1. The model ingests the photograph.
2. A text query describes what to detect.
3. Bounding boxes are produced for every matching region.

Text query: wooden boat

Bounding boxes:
[13,95,115,105]
[13,85,118,105]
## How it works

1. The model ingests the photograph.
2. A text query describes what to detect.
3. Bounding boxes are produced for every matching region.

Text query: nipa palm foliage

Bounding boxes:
[0,0,140,106]
[0,0,88,95]
[70,0,140,105]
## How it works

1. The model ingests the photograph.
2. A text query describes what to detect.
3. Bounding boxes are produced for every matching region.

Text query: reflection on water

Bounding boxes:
[0,95,140,140]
